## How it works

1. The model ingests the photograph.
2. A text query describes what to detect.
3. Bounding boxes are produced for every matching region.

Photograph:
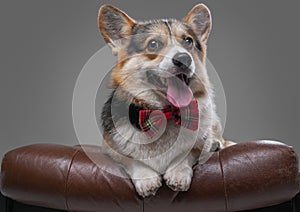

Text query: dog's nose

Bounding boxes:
[172,53,192,70]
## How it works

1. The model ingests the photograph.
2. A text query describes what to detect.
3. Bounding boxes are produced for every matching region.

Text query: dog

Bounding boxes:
[98,4,233,197]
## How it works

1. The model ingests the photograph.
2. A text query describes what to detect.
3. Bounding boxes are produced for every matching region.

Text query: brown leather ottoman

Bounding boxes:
[1,140,299,212]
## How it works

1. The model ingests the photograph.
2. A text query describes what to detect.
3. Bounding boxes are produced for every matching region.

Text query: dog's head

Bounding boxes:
[98,4,212,108]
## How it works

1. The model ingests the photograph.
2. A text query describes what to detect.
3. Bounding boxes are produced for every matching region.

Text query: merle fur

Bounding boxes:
[101,91,143,134]
[127,19,202,55]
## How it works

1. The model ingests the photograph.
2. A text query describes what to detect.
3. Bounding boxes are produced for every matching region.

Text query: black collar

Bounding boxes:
[102,90,168,132]
[128,103,144,130]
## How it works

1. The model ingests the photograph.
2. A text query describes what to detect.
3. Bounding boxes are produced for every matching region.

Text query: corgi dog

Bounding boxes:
[99,4,233,197]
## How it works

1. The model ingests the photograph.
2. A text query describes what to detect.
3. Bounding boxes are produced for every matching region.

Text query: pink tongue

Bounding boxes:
[166,77,193,107]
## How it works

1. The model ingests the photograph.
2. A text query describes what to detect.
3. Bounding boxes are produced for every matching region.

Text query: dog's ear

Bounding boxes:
[98,5,135,54]
[183,4,212,44]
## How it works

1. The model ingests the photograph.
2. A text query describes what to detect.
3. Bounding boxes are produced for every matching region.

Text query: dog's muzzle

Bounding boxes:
[172,52,193,76]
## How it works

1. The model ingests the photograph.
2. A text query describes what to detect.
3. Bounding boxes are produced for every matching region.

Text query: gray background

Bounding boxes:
[1,0,300,164]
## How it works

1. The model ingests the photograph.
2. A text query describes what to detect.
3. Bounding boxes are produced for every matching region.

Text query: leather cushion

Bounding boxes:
[1,140,299,212]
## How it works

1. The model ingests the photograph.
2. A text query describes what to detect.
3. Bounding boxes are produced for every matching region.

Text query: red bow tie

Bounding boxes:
[139,100,199,139]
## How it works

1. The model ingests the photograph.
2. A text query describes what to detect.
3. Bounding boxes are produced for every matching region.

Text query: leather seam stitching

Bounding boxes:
[292,197,295,212]
[143,198,145,212]
[218,151,228,212]
[64,149,81,211]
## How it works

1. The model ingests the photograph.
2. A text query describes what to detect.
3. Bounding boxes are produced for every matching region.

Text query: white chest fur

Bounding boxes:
[107,99,215,174]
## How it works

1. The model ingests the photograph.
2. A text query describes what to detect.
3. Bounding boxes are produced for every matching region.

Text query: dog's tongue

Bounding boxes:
[166,77,193,107]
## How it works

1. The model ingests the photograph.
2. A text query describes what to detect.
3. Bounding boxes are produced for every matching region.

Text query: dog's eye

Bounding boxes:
[147,39,162,52]
[183,37,193,49]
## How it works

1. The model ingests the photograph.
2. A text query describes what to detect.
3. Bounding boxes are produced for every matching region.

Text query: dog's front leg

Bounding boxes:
[120,159,162,197]
[163,153,196,191]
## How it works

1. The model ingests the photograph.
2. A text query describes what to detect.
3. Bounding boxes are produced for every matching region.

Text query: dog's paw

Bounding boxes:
[132,175,162,197]
[164,165,193,191]
[210,141,221,152]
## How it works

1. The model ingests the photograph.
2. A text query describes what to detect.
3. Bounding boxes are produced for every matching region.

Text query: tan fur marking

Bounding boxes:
[172,23,194,44]
[103,131,114,148]
[222,140,236,148]
[191,148,201,158]
[98,7,111,44]
[194,90,205,98]
[171,22,207,63]
[145,53,158,60]
[200,46,206,62]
